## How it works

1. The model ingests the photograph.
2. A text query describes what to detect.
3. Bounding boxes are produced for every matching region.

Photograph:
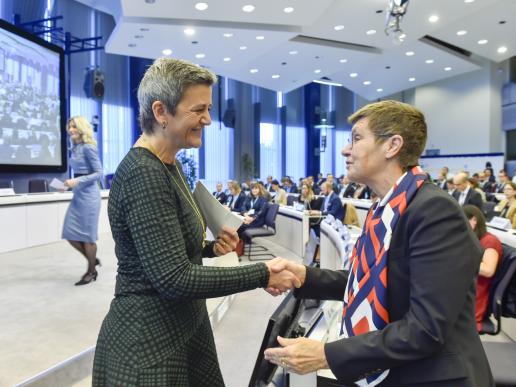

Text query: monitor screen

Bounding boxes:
[248,292,304,387]
[0,19,66,172]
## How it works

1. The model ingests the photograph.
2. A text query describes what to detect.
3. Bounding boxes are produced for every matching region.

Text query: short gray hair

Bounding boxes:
[137,57,217,133]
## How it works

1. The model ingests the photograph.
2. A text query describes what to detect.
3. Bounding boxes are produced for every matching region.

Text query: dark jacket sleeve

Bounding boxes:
[324,194,481,383]
[294,266,348,300]
[468,190,484,210]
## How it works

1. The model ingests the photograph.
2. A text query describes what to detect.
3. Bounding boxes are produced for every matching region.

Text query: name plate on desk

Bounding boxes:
[489,217,512,230]
[0,188,15,196]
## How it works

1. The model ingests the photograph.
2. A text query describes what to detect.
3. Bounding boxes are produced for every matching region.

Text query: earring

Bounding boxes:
[162,122,167,130]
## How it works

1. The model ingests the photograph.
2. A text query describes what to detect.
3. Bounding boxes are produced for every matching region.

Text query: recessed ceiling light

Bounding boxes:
[350,72,358,78]
[145,0,155,3]
[464,0,474,3]
[444,66,452,71]
[477,39,488,45]
[363,81,371,85]
[289,50,298,55]
[242,4,255,12]
[339,59,348,63]
[195,2,208,11]
[425,59,434,64]
[223,32,234,38]
[377,88,383,92]
[184,28,195,36]
[314,69,321,74]
[272,74,280,79]
[223,57,231,62]
[334,25,345,31]
[134,35,144,39]
[405,51,415,56]
[284,6,294,13]
[250,68,258,73]
[428,15,439,23]
[162,49,172,55]
[239,46,247,50]
[409,77,416,82]
[456,30,467,36]
[256,35,265,40]
[128,43,137,47]
[366,29,377,35]
[195,53,205,58]
[498,46,508,54]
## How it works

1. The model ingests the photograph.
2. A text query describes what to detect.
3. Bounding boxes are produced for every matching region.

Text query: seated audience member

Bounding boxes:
[436,168,448,190]
[271,179,287,205]
[482,168,496,193]
[237,183,269,239]
[299,184,323,211]
[320,181,344,220]
[452,172,483,210]
[307,175,321,195]
[326,174,339,194]
[485,162,495,182]
[495,170,510,193]
[264,175,274,192]
[353,183,371,199]
[212,182,227,204]
[258,181,272,202]
[341,181,357,198]
[225,180,246,212]
[495,182,516,229]
[469,177,486,202]
[281,177,297,193]
[315,172,325,187]
[463,205,502,331]
[447,178,456,195]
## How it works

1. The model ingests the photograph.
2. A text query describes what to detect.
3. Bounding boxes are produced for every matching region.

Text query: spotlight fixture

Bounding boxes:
[385,0,410,45]
[162,49,172,55]
[195,2,208,11]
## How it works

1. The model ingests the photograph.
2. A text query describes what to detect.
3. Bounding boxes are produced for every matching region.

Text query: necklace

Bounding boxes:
[135,135,207,245]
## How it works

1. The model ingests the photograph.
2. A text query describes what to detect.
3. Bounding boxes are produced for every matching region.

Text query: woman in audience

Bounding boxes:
[298,183,322,210]
[92,58,299,387]
[495,182,516,228]
[61,116,103,286]
[463,205,502,331]
[469,177,486,202]
[225,180,246,213]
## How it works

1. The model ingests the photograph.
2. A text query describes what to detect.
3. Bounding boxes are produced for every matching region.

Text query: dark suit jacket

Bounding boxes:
[342,183,357,198]
[452,188,483,210]
[295,183,493,386]
[227,192,246,213]
[212,190,227,204]
[322,192,344,220]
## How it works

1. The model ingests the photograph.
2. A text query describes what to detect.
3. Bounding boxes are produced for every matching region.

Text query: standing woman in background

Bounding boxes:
[61,116,103,286]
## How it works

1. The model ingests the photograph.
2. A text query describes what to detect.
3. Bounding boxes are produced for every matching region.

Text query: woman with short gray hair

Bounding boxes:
[92,58,300,386]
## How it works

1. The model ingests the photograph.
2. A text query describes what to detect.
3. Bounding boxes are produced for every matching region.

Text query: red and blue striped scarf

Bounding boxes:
[340,166,427,386]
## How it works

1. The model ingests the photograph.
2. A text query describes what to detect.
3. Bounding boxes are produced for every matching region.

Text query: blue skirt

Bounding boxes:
[62,183,101,243]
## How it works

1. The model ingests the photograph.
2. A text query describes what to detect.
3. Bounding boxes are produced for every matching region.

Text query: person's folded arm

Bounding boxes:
[124,164,270,301]
[324,195,480,383]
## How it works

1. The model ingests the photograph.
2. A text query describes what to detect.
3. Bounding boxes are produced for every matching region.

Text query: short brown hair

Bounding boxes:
[348,100,427,168]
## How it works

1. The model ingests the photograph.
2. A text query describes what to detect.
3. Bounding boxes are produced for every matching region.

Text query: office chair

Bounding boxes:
[0,180,13,189]
[243,203,280,261]
[286,194,299,206]
[28,179,48,193]
[482,201,497,221]
[480,244,516,387]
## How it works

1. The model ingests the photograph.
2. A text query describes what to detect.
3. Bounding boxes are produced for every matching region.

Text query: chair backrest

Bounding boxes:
[28,179,48,193]
[343,202,360,227]
[488,244,516,328]
[265,203,280,230]
[0,180,13,189]
[482,201,497,221]
[286,195,298,206]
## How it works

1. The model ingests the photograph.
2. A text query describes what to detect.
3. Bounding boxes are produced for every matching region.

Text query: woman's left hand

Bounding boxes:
[213,226,239,256]
[64,178,79,189]
[264,336,329,375]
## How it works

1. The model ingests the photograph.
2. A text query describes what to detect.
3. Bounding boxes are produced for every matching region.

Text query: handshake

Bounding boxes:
[264,258,307,296]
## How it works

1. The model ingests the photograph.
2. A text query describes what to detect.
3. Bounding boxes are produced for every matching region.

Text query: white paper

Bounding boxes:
[193,181,244,236]
[49,178,67,190]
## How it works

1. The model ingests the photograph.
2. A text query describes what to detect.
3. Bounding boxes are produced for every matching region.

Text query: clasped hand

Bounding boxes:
[264,258,307,295]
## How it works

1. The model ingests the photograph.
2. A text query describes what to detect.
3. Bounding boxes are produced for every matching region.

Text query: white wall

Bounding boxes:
[414,62,506,155]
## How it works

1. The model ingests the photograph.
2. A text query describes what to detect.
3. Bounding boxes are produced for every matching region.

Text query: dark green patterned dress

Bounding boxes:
[92,148,269,386]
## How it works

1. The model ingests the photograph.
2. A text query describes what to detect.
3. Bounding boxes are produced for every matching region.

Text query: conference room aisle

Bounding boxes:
[0,231,302,387]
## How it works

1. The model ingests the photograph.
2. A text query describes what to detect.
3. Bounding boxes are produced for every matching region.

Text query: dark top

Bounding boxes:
[212,190,227,204]
[452,188,483,210]
[295,182,493,386]
[321,192,344,220]
[226,191,247,212]
[96,148,269,370]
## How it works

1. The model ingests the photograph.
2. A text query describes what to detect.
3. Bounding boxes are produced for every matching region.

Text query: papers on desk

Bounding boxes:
[193,181,244,236]
[49,178,68,191]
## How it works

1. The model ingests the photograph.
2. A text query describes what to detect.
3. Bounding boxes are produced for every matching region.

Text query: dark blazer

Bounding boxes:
[321,192,344,220]
[295,183,493,387]
[226,192,246,212]
[452,188,483,210]
[212,190,227,204]
[300,196,323,211]
[342,183,357,198]
[244,195,267,214]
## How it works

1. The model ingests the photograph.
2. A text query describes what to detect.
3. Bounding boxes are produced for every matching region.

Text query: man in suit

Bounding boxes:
[264,175,274,192]
[453,172,483,210]
[212,182,227,204]
[320,181,344,220]
[271,179,287,205]
[495,169,510,193]
[281,177,298,194]
[264,100,493,386]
